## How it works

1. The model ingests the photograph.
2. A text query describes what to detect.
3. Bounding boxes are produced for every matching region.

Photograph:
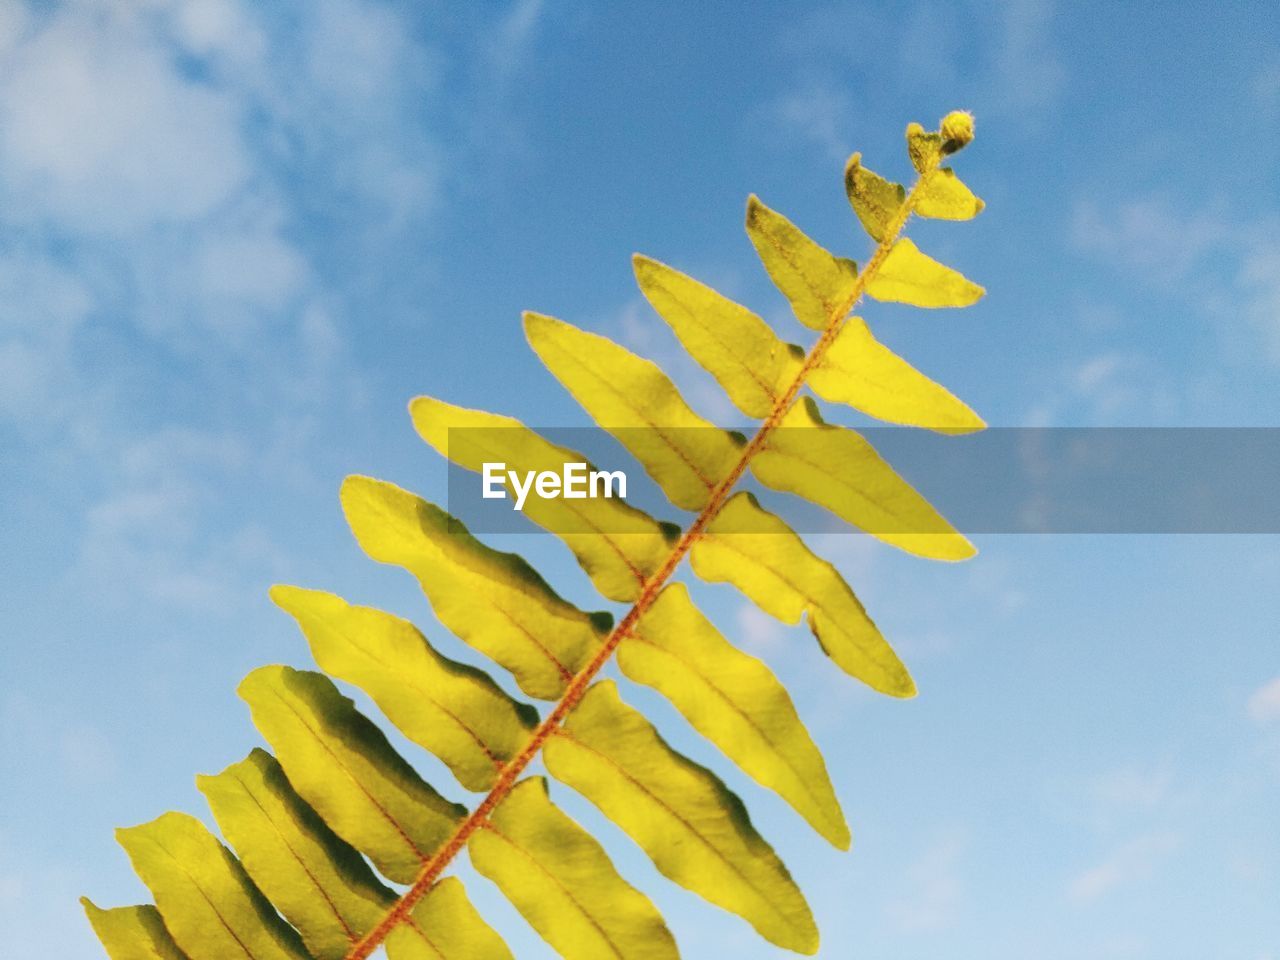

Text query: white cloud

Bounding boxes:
[1091,764,1174,814]
[1239,242,1280,365]
[1069,832,1180,902]
[486,0,545,93]
[171,0,267,63]
[0,8,250,232]
[71,425,293,614]
[885,831,968,931]
[1255,57,1280,112]
[1076,761,1180,834]
[1071,198,1229,283]
[1071,192,1280,367]
[736,602,784,651]
[59,725,117,786]
[1069,352,1176,423]
[761,82,854,162]
[1247,676,1280,726]
[0,254,92,423]
[989,0,1064,113]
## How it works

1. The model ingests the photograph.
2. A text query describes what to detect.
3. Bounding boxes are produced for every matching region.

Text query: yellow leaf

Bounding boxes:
[384,878,514,960]
[633,254,801,419]
[545,681,818,954]
[410,395,675,602]
[808,316,985,433]
[690,492,915,697]
[752,398,976,561]
[843,152,905,242]
[272,586,537,788]
[197,749,394,960]
[524,311,742,511]
[746,195,858,331]
[239,666,464,885]
[115,813,308,960]
[622,583,850,848]
[915,168,984,221]
[81,899,188,960]
[272,581,538,786]
[340,477,610,701]
[468,777,678,960]
[866,237,984,308]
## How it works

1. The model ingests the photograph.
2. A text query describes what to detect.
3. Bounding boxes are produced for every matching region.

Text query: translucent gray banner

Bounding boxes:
[443,428,1280,534]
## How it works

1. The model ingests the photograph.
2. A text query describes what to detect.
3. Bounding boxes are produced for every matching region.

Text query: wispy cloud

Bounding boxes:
[1238,242,1280,365]
[1247,676,1280,726]
[736,601,785,652]
[0,0,437,612]
[1024,350,1178,426]
[760,81,855,163]
[987,0,1064,113]
[885,829,968,931]
[1070,191,1280,369]
[1071,198,1229,284]
[762,0,1066,161]
[1068,832,1180,902]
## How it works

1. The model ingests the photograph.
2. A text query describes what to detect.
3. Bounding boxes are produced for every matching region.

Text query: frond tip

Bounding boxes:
[87,111,990,960]
[940,109,976,152]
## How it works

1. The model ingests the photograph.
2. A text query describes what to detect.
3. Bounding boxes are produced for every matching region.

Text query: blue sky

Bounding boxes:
[1,1,1279,957]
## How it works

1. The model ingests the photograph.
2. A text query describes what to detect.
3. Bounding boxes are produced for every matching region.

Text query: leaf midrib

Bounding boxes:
[340,138,944,960]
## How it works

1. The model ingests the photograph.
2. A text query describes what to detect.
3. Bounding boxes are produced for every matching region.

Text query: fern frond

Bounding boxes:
[523,310,744,512]
[752,397,975,560]
[633,255,802,420]
[197,749,396,959]
[867,237,985,308]
[238,666,465,885]
[807,316,985,432]
[621,582,849,849]
[409,396,676,602]
[81,900,188,960]
[269,587,539,791]
[546,681,817,952]
[339,475,613,700]
[87,112,988,960]
[116,812,309,959]
[468,777,678,959]
[690,491,914,697]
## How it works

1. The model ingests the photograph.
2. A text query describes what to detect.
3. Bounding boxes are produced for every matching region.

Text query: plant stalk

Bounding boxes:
[344,146,942,960]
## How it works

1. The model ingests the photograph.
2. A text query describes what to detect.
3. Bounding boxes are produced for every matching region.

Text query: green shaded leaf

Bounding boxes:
[410,395,674,603]
[808,316,985,433]
[746,195,858,331]
[342,476,609,700]
[385,878,513,960]
[81,899,188,960]
[752,398,975,561]
[238,665,464,884]
[915,168,984,222]
[621,583,849,848]
[115,812,307,960]
[905,122,942,173]
[271,581,538,783]
[866,238,984,308]
[633,254,801,419]
[690,492,914,697]
[843,153,904,242]
[469,777,677,960]
[545,681,818,954]
[523,311,741,512]
[197,748,394,959]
